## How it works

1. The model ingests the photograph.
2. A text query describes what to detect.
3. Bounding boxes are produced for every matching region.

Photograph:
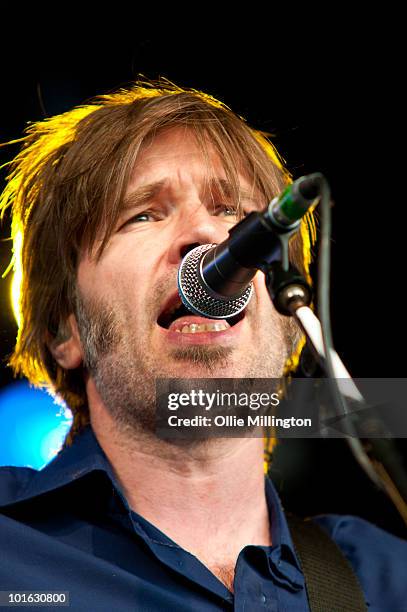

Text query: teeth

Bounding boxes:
[176,322,229,333]
[212,323,228,331]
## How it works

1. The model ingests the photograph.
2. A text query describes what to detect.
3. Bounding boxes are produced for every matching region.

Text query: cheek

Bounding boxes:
[76,260,141,327]
[252,271,287,326]
[80,237,155,294]
[107,231,164,278]
[252,272,269,310]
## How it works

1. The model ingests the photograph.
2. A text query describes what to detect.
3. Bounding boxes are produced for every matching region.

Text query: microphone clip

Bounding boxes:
[264,261,312,316]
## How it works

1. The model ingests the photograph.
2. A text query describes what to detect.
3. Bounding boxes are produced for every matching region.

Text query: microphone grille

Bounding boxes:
[177,244,253,319]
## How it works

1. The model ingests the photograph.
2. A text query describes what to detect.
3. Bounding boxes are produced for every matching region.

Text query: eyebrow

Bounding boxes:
[210,178,258,203]
[121,179,167,212]
[120,177,259,213]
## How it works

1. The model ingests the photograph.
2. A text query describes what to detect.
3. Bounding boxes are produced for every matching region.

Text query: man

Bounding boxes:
[0,79,405,611]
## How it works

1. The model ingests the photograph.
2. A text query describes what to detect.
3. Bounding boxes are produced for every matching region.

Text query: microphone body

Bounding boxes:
[178,174,321,319]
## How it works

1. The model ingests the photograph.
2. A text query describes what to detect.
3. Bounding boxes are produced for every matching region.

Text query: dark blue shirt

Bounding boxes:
[0,425,406,611]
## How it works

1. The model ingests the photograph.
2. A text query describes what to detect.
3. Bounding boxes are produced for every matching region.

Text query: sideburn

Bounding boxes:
[73,289,123,375]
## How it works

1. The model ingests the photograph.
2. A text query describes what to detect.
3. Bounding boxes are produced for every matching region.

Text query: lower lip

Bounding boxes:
[156,316,246,346]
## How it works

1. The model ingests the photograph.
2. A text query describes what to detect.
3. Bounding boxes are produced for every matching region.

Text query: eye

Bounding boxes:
[215,205,249,219]
[128,212,152,223]
[214,204,238,217]
[220,206,237,216]
[119,210,159,229]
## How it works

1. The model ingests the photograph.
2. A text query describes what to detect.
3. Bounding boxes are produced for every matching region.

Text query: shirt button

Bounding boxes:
[261,594,266,603]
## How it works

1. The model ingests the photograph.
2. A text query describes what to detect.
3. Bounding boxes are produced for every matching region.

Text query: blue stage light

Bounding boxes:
[0,380,72,470]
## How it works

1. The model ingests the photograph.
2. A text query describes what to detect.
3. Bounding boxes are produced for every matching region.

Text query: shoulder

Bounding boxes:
[311,513,407,610]
[0,465,37,506]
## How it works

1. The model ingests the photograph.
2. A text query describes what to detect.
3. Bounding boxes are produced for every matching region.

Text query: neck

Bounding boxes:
[88,379,272,568]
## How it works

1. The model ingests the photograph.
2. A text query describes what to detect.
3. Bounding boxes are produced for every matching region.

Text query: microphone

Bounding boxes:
[177,173,321,319]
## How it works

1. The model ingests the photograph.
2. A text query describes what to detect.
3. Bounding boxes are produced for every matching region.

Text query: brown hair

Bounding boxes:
[0,77,316,449]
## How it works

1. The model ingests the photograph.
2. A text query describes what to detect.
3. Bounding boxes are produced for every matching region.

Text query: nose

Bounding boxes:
[167,202,230,265]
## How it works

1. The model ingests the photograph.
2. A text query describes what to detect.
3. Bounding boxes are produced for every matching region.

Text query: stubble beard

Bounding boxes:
[73,286,293,440]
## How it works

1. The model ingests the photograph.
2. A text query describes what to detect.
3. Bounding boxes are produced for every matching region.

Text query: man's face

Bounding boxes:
[73,127,293,433]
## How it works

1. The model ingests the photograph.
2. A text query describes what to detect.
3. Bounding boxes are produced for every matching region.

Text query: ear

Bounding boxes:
[47,314,84,369]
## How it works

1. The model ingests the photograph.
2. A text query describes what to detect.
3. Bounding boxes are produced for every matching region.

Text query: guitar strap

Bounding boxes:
[286,513,367,611]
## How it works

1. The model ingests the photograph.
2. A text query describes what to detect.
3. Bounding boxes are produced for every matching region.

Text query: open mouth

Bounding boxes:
[157,292,245,333]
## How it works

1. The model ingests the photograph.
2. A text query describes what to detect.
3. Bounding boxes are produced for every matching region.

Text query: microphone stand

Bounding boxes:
[263,244,407,528]
[178,169,407,525]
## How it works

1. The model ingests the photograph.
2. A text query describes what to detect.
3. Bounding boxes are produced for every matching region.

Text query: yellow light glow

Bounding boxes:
[9,228,22,327]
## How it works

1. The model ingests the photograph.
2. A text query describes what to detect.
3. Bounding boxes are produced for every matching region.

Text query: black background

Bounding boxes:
[0,28,405,538]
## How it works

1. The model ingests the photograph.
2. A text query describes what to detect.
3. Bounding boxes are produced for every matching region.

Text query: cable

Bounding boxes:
[317,176,389,491]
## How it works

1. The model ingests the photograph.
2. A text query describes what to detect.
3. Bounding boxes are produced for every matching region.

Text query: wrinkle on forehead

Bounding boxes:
[131,125,264,208]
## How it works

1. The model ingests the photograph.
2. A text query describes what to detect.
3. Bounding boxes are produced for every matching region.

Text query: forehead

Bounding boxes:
[128,125,253,191]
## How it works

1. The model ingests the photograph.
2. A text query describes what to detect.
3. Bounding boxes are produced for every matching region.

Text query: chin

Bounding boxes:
[165,344,237,376]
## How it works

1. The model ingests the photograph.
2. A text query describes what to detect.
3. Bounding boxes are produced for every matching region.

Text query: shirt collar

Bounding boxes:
[0,425,304,588]
[264,475,305,589]
[0,425,114,507]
